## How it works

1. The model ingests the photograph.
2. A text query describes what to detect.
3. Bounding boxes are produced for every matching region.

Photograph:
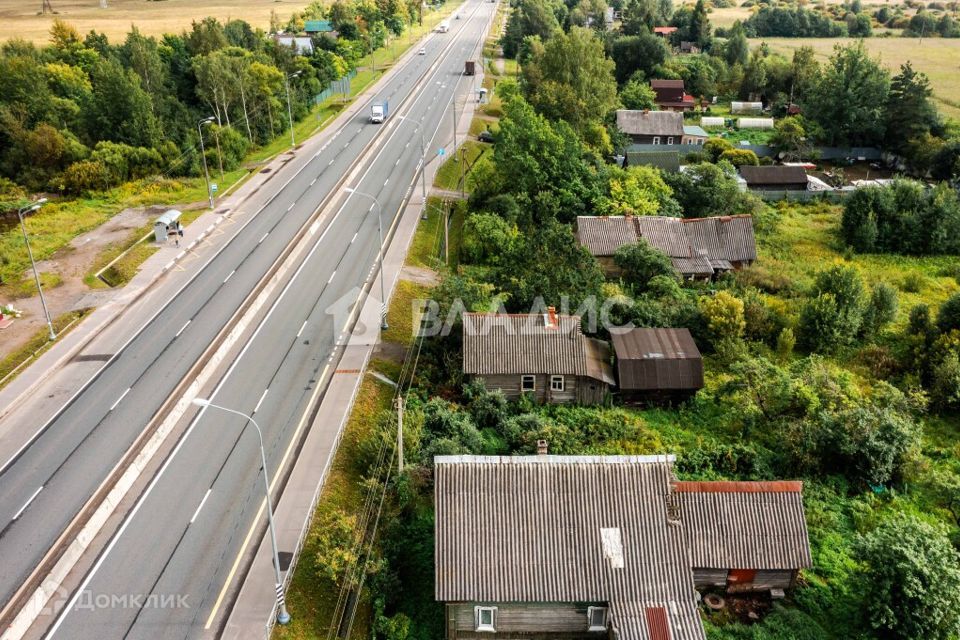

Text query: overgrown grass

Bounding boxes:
[0,308,91,390]
[407,197,445,268]
[382,280,431,347]
[6,271,63,299]
[433,141,489,191]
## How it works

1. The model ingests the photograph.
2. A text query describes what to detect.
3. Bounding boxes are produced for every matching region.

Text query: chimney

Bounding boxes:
[537,440,548,455]
[546,306,558,328]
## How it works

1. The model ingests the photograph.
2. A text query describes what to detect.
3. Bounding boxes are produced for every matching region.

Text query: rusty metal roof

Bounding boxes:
[674,481,812,570]
[462,313,614,384]
[434,455,705,640]
[611,329,704,391]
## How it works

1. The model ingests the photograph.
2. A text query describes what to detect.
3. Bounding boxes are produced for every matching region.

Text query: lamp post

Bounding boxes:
[190,398,292,626]
[17,198,55,341]
[197,117,215,209]
[284,70,302,149]
[344,188,388,330]
[397,114,427,204]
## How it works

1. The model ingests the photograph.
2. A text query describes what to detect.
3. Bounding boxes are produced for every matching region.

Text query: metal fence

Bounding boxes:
[755,189,854,203]
[313,69,358,105]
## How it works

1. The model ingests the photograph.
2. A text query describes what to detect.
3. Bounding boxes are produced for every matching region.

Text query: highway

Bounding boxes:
[12,1,494,637]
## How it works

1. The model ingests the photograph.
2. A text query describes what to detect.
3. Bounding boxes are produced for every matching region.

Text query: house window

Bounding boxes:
[521,375,535,392]
[587,606,608,631]
[550,375,564,391]
[652,136,661,145]
[667,136,674,145]
[475,606,497,632]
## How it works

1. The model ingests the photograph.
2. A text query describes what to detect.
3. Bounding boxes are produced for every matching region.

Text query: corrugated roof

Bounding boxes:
[674,482,812,570]
[625,150,681,172]
[651,79,685,89]
[635,216,691,258]
[435,455,705,640]
[577,216,638,256]
[462,313,613,383]
[610,329,704,392]
[304,19,333,31]
[617,110,685,137]
[682,125,708,138]
[739,165,808,186]
[611,328,700,361]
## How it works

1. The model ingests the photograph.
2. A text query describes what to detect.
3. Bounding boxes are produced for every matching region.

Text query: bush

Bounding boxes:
[699,291,746,343]
[860,282,898,339]
[460,212,517,264]
[856,515,960,640]
[613,241,676,291]
[89,140,163,184]
[719,148,759,166]
[61,159,110,194]
[798,293,845,353]
[703,137,734,162]
[931,352,960,410]
[937,292,960,333]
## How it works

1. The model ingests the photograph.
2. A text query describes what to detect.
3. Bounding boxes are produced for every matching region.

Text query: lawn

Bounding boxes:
[755,36,960,120]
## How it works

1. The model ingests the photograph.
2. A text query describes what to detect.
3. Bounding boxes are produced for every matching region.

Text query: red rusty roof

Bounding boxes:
[645,606,671,640]
[673,481,803,493]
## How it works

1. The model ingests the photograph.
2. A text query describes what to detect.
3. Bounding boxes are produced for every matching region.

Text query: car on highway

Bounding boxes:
[419,47,426,55]
[477,130,495,143]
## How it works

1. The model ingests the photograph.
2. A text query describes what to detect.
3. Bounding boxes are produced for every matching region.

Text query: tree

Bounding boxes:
[85,58,160,148]
[619,76,656,110]
[860,282,898,339]
[600,165,678,216]
[806,42,890,147]
[771,116,812,162]
[609,32,669,84]
[719,148,759,166]
[521,27,619,137]
[620,0,657,35]
[662,162,755,217]
[613,241,675,289]
[724,21,749,67]
[886,62,940,157]
[501,0,560,58]
[856,516,960,640]
[938,292,960,334]
[186,16,228,56]
[703,137,733,162]
[699,290,746,343]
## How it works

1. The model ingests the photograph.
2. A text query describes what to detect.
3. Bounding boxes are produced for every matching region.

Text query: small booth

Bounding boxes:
[154,209,183,244]
[478,87,487,103]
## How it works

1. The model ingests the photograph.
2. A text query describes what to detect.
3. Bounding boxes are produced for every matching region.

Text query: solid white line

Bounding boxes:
[384,179,389,185]
[253,389,269,414]
[351,232,358,243]
[327,270,336,284]
[405,141,410,148]
[259,232,269,244]
[296,320,308,338]
[175,320,191,337]
[310,178,316,186]
[223,270,235,283]
[287,202,295,212]
[109,388,131,412]
[12,486,43,521]
[189,489,211,524]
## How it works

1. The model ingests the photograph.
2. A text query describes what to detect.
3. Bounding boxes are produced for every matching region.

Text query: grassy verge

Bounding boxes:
[406,197,446,268]
[382,280,431,347]
[0,308,92,391]
[433,140,489,191]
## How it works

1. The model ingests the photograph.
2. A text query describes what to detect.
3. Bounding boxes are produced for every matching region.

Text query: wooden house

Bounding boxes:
[739,165,809,191]
[611,328,703,403]
[651,79,696,111]
[616,109,685,145]
[461,311,614,404]
[674,480,813,593]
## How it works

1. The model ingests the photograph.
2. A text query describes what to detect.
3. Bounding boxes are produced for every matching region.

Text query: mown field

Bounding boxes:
[755,36,960,119]
[0,0,313,43]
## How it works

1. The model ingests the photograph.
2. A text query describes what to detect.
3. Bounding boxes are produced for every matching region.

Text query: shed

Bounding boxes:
[737,117,774,130]
[611,328,703,403]
[624,149,681,172]
[682,125,708,145]
[739,165,808,191]
[154,209,183,244]
[274,35,313,54]
[731,101,763,114]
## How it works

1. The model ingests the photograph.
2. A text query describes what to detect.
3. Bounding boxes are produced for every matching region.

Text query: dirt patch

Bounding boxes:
[400,265,439,286]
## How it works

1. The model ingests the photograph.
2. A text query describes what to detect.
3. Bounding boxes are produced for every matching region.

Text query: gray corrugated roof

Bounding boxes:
[611,328,700,360]
[739,165,808,186]
[434,455,705,640]
[577,216,639,256]
[635,216,691,258]
[625,150,681,172]
[462,313,613,383]
[617,110,685,137]
[674,482,812,570]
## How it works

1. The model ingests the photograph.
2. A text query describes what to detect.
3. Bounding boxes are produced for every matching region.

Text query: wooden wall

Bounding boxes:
[446,602,609,638]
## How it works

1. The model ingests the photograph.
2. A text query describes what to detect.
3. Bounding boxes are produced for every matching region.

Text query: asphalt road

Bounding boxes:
[28,2,493,638]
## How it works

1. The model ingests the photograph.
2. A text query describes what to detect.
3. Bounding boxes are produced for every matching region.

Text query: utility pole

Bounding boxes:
[396,396,404,473]
[284,70,301,148]
[17,199,56,341]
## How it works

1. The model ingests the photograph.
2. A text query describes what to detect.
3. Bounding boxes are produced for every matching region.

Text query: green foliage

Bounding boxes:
[613,241,676,290]
[61,159,110,194]
[860,282,898,339]
[608,31,669,84]
[937,292,960,333]
[856,515,960,640]
[886,63,940,162]
[460,212,519,265]
[931,352,960,410]
[699,290,746,343]
[743,5,845,37]
[501,0,561,58]
[619,77,657,110]
[599,165,679,217]
[663,162,760,218]
[718,148,759,167]
[310,506,364,586]
[703,137,734,162]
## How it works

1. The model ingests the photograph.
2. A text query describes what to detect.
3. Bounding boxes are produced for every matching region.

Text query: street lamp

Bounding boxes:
[197,117,215,209]
[397,115,427,204]
[344,188,388,330]
[17,198,55,341]
[284,70,302,149]
[190,398,292,626]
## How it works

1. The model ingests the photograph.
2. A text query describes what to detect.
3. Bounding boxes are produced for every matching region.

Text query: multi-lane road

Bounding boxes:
[0,2,494,636]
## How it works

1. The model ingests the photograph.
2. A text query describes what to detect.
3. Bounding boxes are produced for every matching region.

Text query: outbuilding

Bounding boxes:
[739,165,809,191]
[154,209,183,244]
[611,328,703,403]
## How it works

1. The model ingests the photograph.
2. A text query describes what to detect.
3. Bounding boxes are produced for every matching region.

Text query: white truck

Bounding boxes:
[370,100,389,124]
[437,20,450,32]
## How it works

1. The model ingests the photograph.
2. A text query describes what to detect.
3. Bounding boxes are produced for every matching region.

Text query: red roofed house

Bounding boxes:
[653,26,678,36]
[651,79,696,112]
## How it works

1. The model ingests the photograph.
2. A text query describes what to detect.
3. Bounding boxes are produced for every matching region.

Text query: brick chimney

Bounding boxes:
[537,440,548,455]
[546,306,558,328]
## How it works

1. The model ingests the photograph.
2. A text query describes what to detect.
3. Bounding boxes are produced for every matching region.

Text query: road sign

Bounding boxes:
[438,148,445,156]
[211,184,218,193]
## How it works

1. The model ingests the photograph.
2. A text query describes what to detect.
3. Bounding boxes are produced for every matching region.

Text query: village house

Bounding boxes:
[682,124,708,145]
[304,19,338,38]
[651,79,696,111]
[435,454,813,639]
[653,25,678,37]
[273,34,314,55]
[739,165,809,191]
[679,40,701,54]
[617,109,685,145]
[576,214,758,279]
[611,327,704,403]
[461,311,614,405]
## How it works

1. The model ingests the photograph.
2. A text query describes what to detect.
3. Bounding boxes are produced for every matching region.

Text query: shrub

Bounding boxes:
[703,137,734,162]
[776,327,795,360]
[931,352,960,410]
[613,242,676,291]
[861,282,898,339]
[61,159,110,194]
[798,293,845,353]
[719,148,760,166]
[856,515,960,640]
[937,292,960,333]
[460,212,517,264]
[699,291,746,343]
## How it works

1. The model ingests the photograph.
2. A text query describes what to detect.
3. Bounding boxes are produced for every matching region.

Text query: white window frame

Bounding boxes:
[550,375,564,392]
[667,136,674,145]
[652,136,661,145]
[521,375,535,392]
[475,606,497,632]
[587,606,608,631]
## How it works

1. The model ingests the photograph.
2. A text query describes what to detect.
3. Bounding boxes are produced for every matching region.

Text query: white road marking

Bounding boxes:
[351,232,358,243]
[384,179,389,185]
[297,320,308,338]
[13,486,43,521]
[287,202,295,212]
[189,489,212,524]
[223,270,235,284]
[109,388,131,412]
[395,158,400,166]
[327,270,336,284]
[176,320,191,337]
[310,178,316,186]
[328,159,334,166]
[259,232,269,244]
[253,389,269,414]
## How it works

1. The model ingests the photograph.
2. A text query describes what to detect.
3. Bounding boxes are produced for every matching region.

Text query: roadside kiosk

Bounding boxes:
[154,209,183,244]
